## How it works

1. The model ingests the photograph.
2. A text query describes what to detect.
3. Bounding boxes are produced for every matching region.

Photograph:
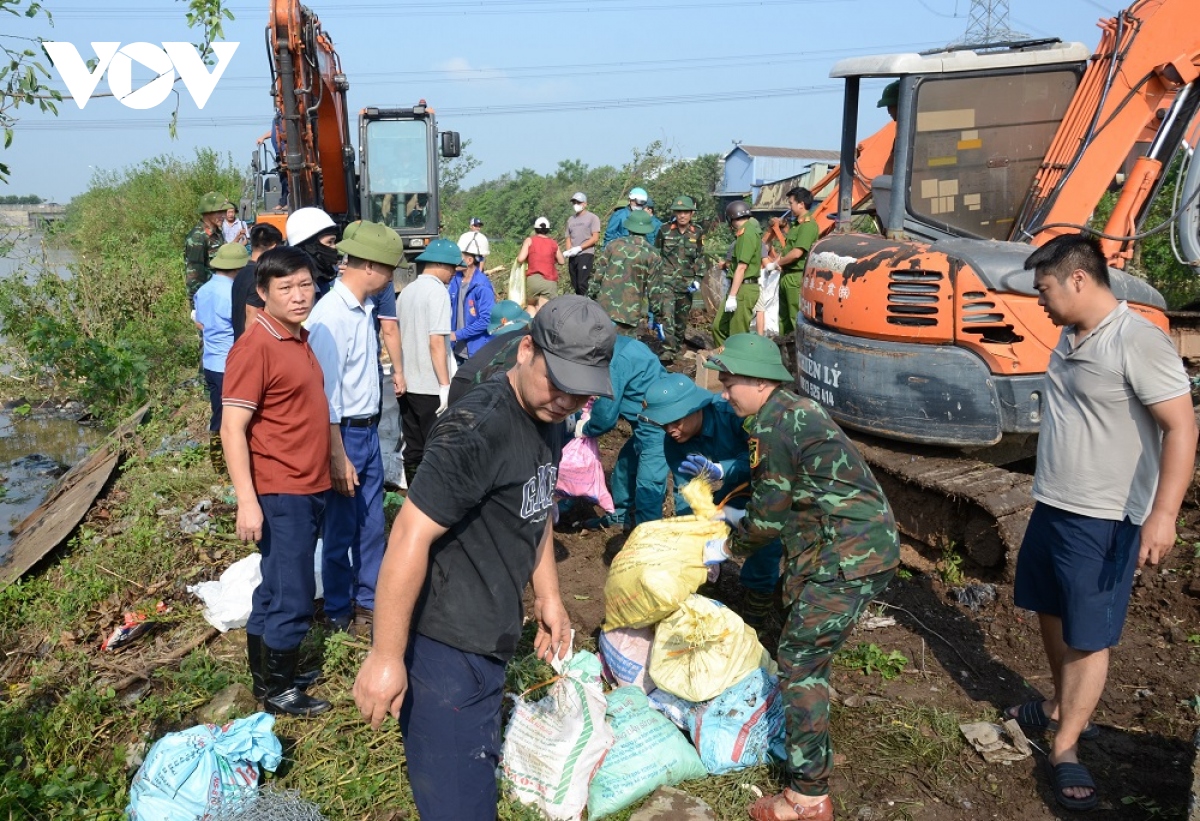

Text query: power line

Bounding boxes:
[17,84,841,130]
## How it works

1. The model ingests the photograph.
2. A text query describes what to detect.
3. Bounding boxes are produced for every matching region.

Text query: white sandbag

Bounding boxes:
[598,626,654,693]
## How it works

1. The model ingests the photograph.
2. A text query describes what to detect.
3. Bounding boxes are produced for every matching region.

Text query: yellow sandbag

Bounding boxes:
[649,594,773,703]
[603,494,727,630]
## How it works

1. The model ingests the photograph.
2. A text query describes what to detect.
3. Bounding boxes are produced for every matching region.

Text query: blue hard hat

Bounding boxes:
[415,238,462,266]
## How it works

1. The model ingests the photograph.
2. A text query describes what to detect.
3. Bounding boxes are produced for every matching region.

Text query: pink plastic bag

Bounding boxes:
[555,436,614,513]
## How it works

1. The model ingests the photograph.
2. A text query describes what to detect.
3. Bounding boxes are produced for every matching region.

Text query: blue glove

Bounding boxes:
[679,453,724,483]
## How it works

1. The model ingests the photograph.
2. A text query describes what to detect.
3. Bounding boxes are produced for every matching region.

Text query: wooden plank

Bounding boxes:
[0,404,149,589]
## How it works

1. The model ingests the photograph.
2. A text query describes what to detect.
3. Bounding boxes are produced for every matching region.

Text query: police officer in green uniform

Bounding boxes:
[703,334,899,821]
[712,200,762,346]
[652,196,706,362]
[589,210,664,337]
[185,192,233,304]
[778,187,819,336]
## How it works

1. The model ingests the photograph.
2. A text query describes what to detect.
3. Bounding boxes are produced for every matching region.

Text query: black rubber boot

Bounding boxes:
[247,632,266,700]
[263,644,331,717]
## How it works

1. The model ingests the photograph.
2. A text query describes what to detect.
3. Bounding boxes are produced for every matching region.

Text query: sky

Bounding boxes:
[3,0,1124,203]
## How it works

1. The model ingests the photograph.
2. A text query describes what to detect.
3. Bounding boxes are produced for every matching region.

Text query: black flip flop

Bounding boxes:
[1009,700,1100,741]
[1050,761,1099,811]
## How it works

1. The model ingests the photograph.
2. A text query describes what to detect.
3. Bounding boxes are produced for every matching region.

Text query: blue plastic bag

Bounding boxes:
[127,711,283,820]
[687,668,786,775]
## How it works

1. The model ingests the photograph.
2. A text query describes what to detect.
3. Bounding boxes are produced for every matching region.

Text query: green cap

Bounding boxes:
[671,195,697,212]
[639,372,714,426]
[624,210,654,235]
[415,237,462,266]
[337,220,403,267]
[703,333,793,382]
[487,300,531,334]
[198,192,233,214]
[877,80,899,108]
[210,242,249,271]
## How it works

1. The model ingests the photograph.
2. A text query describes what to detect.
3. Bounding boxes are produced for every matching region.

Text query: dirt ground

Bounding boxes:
[538,321,1200,821]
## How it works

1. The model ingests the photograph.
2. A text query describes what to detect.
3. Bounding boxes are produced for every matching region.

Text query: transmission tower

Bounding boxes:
[952,0,1028,46]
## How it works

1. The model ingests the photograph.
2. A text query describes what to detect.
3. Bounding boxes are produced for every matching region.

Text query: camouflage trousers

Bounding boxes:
[777,569,895,796]
[655,283,692,354]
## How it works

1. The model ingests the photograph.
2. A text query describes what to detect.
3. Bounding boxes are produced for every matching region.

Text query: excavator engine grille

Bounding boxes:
[886,270,943,327]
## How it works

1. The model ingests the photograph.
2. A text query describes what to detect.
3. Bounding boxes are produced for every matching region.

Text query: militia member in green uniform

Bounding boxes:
[589,210,663,337]
[703,334,899,821]
[712,200,762,346]
[778,187,819,335]
[185,192,233,304]
[652,195,706,361]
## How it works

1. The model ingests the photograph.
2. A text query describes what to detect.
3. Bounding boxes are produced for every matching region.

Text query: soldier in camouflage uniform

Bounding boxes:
[652,195,706,362]
[703,333,899,821]
[185,192,232,304]
[588,210,663,337]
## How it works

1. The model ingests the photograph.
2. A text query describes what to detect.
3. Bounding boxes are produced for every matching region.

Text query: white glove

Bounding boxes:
[436,384,450,415]
[564,245,582,258]
[703,536,730,565]
[574,414,590,438]
[723,507,747,528]
[763,261,780,274]
[724,295,738,313]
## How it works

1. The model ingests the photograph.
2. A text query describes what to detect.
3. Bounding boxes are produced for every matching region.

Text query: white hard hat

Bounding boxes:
[285,207,336,246]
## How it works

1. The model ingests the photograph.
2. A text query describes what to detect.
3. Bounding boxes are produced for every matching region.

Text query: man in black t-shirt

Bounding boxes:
[354,296,616,821]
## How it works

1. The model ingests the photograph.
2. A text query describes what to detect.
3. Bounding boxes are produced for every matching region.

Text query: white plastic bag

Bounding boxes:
[187,553,262,632]
[688,667,786,774]
[501,650,614,821]
[127,712,282,820]
[508,261,527,306]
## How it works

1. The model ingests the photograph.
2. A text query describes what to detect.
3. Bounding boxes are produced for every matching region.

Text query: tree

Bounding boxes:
[0,0,235,183]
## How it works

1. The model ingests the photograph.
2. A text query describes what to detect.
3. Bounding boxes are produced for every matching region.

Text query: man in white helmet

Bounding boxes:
[455,217,490,260]
[603,186,650,245]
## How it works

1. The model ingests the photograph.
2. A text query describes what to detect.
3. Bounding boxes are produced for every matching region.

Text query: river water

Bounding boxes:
[1,231,108,556]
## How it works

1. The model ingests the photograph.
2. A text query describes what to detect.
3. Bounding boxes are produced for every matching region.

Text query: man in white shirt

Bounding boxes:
[396,238,458,486]
[1009,233,1196,811]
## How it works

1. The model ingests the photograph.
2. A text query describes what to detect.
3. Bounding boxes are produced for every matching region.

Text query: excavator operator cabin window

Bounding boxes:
[907,69,1078,241]
[365,119,432,231]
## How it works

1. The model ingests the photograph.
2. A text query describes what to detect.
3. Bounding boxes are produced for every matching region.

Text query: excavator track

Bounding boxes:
[845,433,1033,579]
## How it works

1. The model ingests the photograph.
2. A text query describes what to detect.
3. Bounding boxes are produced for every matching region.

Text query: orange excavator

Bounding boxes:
[775,0,1200,568]
[252,0,461,262]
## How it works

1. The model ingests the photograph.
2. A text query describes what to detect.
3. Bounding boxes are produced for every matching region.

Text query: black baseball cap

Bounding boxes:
[469,217,483,227]
[529,296,615,397]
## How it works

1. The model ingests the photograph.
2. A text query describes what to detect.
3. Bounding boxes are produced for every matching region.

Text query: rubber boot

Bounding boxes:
[247,632,266,700]
[263,644,331,717]
[209,432,228,477]
[741,589,774,631]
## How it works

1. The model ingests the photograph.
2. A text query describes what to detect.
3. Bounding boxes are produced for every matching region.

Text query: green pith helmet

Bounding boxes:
[198,192,233,215]
[703,333,793,382]
[878,80,899,108]
[639,372,714,426]
[671,195,697,212]
[337,220,403,268]
[624,210,654,235]
[210,242,249,271]
[415,237,463,266]
[487,300,531,334]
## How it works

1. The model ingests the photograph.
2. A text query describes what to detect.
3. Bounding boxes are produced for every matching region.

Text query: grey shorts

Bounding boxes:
[525,273,558,302]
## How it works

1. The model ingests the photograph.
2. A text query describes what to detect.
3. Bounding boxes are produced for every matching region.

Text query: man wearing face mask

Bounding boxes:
[564,192,601,296]
[286,208,342,300]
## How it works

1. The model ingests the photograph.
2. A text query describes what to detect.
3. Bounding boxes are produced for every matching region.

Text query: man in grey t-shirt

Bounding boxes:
[563,191,601,296]
[396,239,457,485]
[1008,234,1196,812]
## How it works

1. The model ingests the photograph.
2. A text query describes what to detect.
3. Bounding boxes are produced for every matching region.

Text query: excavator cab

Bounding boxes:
[359,104,460,264]
[797,39,1168,448]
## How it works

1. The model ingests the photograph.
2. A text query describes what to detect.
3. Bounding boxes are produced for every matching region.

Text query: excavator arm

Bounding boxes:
[267,0,356,221]
[1018,0,1200,268]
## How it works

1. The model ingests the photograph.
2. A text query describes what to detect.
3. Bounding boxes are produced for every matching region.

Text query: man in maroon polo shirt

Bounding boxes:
[222,246,332,717]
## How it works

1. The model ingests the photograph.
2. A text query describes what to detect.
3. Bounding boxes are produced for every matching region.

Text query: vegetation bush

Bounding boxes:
[0,149,243,419]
